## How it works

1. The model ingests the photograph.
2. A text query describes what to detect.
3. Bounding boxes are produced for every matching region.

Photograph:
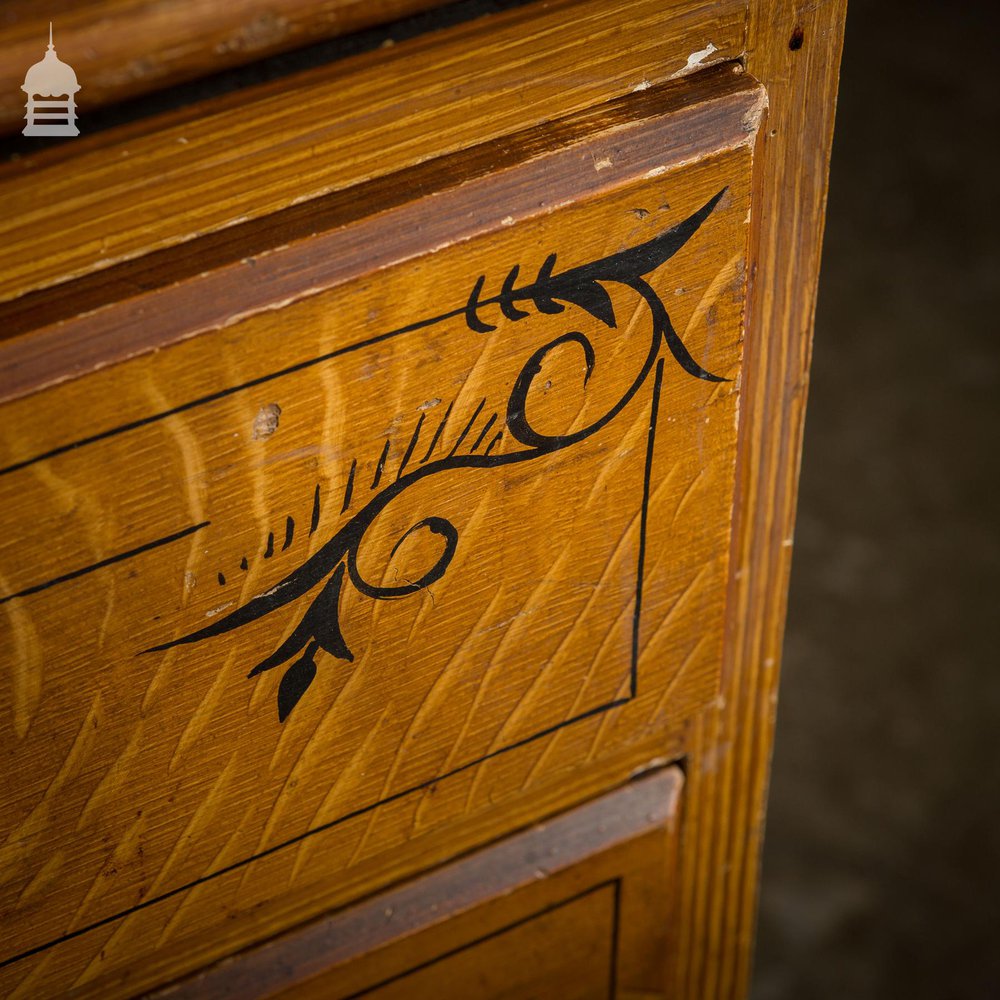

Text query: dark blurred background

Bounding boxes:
[752,3,1000,998]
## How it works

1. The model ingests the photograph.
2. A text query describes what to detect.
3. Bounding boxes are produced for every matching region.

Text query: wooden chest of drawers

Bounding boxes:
[0,1,845,996]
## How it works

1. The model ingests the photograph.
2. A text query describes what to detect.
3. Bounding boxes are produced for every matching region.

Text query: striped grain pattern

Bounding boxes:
[0,66,761,403]
[0,0,846,994]
[0,0,745,305]
[154,768,682,999]
[0,82,759,996]
[669,2,848,997]
[0,0,453,136]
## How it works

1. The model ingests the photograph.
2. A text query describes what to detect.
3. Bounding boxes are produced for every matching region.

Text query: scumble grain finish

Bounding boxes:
[0,0,847,994]
[153,768,682,999]
[0,65,761,997]
[0,0,745,304]
[669,2,847,997]
[0,0,454,136]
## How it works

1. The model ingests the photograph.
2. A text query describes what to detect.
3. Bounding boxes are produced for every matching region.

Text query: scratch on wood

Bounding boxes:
[2,576,42,739]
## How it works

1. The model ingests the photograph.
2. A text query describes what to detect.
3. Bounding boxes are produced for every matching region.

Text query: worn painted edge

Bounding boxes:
[0,69,763,406]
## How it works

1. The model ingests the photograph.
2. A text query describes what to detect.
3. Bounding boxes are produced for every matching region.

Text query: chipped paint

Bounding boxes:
[671,41,718,78]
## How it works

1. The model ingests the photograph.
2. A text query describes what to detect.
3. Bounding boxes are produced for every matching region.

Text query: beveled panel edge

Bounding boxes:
[0,0,747,305]
[0,67,764,410]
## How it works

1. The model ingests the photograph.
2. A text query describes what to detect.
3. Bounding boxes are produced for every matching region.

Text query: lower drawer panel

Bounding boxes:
[316,884,618,1000]
[155,767,683,999]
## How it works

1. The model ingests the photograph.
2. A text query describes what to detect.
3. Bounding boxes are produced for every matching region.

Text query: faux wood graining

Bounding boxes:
[0,0,745,304]
[0,0,847,995]
[0,0,454,136]
[669,2,847,998]
[154,768,682,999]
[0,65,758,400]
[0,148,755,998]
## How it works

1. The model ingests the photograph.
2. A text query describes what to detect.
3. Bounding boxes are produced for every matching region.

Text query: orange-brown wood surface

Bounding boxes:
[0,182,748,992]
[0,65,760,403]
[345,885,616,1000]
[0,0,744,305]
[155,768,682,999]
[0,65,760,1000]
[669,3,847,998]
[0,0,846,996]
[0,0,453,136]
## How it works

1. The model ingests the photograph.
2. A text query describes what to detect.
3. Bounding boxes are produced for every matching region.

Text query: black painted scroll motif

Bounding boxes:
[144,188,729,721]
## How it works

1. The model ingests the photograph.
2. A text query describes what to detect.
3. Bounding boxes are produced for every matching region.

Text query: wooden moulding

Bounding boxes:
[0,0,456,136]
[0,0,746,306]
[669,2,848,998]
[0,64,760,407]
[152,768,682,999]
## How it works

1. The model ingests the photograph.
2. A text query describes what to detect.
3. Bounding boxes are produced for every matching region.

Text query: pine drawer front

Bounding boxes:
[0,34,764,1000]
